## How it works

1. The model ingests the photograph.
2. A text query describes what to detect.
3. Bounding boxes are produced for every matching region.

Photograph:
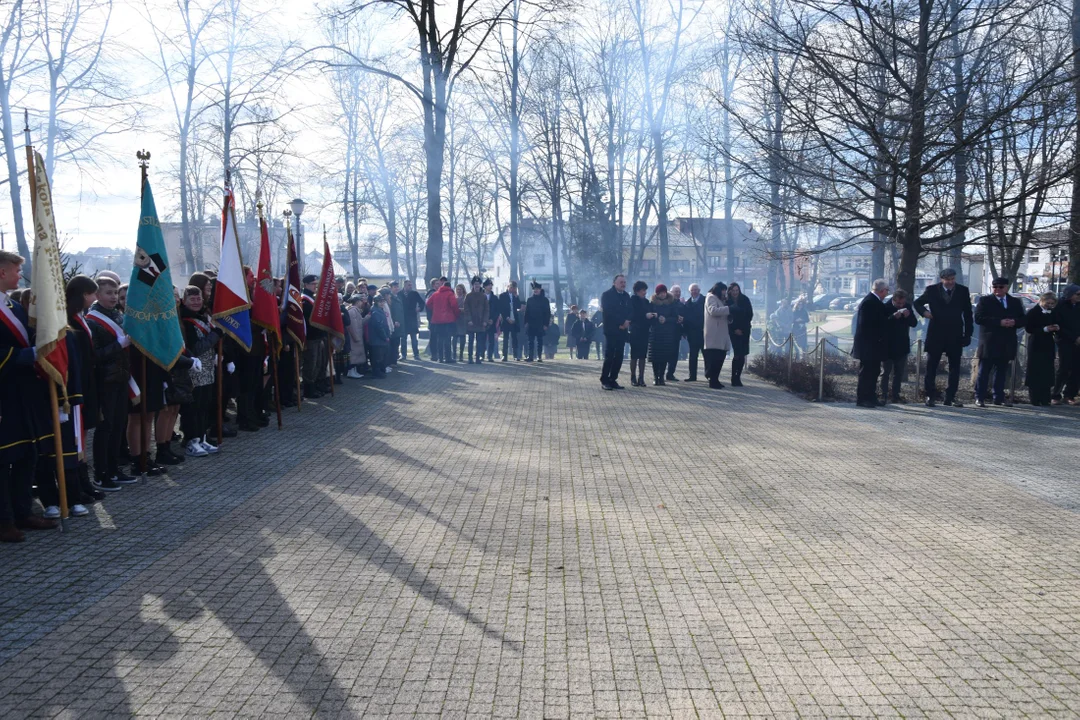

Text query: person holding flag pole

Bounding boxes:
[124,151,187,476]
[308,230,345,399]
[282,215,306,410]
[21,119,71,530]
[252,200,283,429]
[212,175,253,442]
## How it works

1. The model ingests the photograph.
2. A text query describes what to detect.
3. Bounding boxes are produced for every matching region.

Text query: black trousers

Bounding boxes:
[0,453,35,524]
[389,330,401,362]
[181,385,213,442]
[1054,342,1079,399]
[467,332,485,361]
[857,357,882,403]
[279,347,297,404]
[703,348,727,383]
[502,328,520,359]
[237,354,264,426]
[402,330,419,359]
[94,382,128,478]
[686,336,703,379]
[370,345,387,376]
[731,354,746,381]
[576,341,591,359]
[601,337,625,384]
[880,355,907,400]
[925,345,962,400]
[527,334,543,359]
[975,357,1009,401]
[486,328,498,359]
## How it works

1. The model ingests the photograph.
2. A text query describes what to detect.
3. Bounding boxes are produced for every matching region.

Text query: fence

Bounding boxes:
[752,327,1031,405]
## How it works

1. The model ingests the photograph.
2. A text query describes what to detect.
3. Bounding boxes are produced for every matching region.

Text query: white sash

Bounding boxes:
[0,298,30,347]
[87,309,124,339]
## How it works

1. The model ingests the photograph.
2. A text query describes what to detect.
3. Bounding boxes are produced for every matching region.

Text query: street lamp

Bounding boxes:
[290,198,306,269]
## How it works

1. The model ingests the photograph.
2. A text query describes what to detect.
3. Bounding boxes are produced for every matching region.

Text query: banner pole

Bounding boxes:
[137,152,150,478]
[271,348,283,428]
[295,349,303,412]
[25,113,70,529]
[327,344,336,397]
[216,338,224,443]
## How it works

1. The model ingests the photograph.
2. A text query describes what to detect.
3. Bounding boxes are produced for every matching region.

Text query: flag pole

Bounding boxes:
[25,111,70,531]
[136,150,151,478]
[257,201,283,429]
[216,338,224,444]
[295,350,302,412]
[323,227,335,397]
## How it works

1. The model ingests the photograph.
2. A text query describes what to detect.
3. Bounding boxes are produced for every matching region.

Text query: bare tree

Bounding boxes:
[0,0,35,275]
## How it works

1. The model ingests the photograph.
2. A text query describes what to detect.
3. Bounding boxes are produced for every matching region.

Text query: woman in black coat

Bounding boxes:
[647,284,682,385]
[1025,293,1061,406]
[726,282,754,386]
[629,280,653,386]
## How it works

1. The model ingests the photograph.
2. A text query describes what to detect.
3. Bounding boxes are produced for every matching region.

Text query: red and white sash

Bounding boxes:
[86,308,124,339]
[0,297,30,348]
[182,316,212,336]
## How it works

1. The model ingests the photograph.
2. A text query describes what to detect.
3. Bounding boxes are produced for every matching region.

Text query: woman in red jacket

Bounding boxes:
[425,276,461,363]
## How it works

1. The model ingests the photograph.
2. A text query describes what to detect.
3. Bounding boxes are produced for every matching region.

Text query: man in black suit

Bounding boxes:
[853,278,890,407]
[483,278,500,360]
[600,274,632,389]
[499,281,522,361]
[913,268,973,407]
[973,277,1026,407]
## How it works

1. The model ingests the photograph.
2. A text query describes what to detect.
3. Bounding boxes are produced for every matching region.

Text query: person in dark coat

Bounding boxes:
[681,283,706,381]
[399,279,426,361]
[628,281,652,386]
[600,274,631,389]
[0,251,58,541]
[913,267,973,407]
[569,310,595,359]
[484,279,500,360]
[544,320,561,359]
[564,304,579,354]
[647,284,682,386]
[523,281,552,362]
[853,279,890,407]
[973,277,1026,406]
[65,275,107,505]
[1026,293,1061,406]
[726,282,753,387]
[879,289,918,403]
[499,281,522,361]
[1053,283,1080,404]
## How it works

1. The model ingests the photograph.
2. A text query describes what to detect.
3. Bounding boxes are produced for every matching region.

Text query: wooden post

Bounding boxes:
[137,151,150,477]
[915,339,923,402]
[270,349,283,429]
[216,338,224,443]
[763,329,770,366]
[25,114,70,528]
[787,333,794,385]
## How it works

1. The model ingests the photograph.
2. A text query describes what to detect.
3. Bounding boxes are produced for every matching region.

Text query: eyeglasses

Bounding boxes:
[992,285,1007,289]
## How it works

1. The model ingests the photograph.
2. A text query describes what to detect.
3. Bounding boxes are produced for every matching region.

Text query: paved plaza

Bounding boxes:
[1,358,1079,718]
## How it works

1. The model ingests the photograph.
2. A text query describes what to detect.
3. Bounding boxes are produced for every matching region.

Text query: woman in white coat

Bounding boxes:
[703,281,731,389]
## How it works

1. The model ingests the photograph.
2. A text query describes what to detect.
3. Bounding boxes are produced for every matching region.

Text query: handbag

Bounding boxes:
[165,362,195,405]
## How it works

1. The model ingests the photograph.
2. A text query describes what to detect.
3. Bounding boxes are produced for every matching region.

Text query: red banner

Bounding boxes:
[284,231,306,349]
[308,239,344,339]
[252,216,282,352]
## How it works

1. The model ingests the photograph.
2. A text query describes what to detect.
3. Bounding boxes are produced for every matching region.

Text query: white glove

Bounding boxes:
[191,358,203,372]
[226,362,236,374]
[58,411,69,423]
[119,334,131,348]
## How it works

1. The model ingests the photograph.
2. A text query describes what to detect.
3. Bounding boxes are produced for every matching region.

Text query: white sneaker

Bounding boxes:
[346,368,363,379]
[43,505,60,519]
[71,504,89,517]
[186,439,208,457]
[199,437,219,454]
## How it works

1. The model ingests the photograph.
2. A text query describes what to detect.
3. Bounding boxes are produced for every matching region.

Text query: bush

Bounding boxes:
[749,352,837,400]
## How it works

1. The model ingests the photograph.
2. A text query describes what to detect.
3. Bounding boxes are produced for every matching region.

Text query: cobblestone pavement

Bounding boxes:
[1,356,1079,718]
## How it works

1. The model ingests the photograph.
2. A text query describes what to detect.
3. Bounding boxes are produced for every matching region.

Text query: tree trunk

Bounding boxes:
[508,0,521,284]
[949,0,967,281]
[1070,0,1080,283]
[0,91,29,278]
[897,0,933,296]
[423,68,447,281]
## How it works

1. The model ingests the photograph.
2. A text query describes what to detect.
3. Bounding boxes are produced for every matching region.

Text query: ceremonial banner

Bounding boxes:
[126,179,185,371]
[252,215,281,352]
[212,187,253,350]
[308,238,344,340]
[27,151,68,389]
[282,230,306,349]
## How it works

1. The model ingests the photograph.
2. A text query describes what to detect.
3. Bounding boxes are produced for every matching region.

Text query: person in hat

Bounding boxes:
[463,276,490,364]
[387,280,404,364]
[973,277,1025,406]
[301,273,328,398]
[914,267,973,407]
[647,283,682,385]
[368,292,391,378]
[398,279,425,361]
[523,281,551,362]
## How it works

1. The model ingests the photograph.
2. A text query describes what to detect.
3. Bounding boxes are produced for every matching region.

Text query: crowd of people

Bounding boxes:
[852,268,1080,408]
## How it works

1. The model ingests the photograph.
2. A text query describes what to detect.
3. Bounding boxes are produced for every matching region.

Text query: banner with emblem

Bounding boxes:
[212,186,253,350]
[27,150,68,390]
[282,229,306,349]
[308,238,344,340]
[126,178,185,371]
[252,213,281,352]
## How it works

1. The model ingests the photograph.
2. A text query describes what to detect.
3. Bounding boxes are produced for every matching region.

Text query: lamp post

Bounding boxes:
[282,209,292,276]
[290,197,306,273]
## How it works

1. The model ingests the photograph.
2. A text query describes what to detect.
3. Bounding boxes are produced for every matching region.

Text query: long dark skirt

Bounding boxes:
[629,330,650,360]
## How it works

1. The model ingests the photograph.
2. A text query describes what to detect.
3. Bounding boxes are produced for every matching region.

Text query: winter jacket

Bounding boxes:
[704,292,732,351]
[883,300,918,357]
[179,305,220,387]
[346,306,366,364]
[86,302,130,386]
[426,285,460,324]
[463,289,490,332]
[570,319,595,345]
[648,293,682,362]
[1057,284,1080,345]
[601,286,631,340]
[524,291,552,335]
[455,294,468,335]
[368,304,391,346]
[401,289,426,332]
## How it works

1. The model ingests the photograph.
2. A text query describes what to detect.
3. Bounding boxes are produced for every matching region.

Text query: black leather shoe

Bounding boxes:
[975,399,986,408]
[925,397,935,407]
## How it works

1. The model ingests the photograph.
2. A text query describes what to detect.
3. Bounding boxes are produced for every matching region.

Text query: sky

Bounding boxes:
[0,0,336,254]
